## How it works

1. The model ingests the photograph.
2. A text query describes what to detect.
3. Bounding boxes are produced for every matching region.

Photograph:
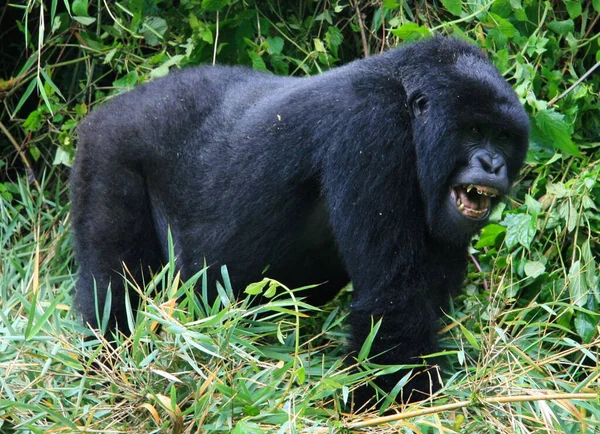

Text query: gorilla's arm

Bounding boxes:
[317,78,469,400]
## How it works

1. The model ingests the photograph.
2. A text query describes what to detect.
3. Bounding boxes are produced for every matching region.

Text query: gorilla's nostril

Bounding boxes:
[476,153,505,176]
[490,156,506,175]
[477,155,493,172]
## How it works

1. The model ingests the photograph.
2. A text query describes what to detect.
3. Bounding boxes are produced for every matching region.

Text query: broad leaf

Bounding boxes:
[202,0,229,11]
[535,109,581,157]
[501,213,536,249]
[441,0,462,16]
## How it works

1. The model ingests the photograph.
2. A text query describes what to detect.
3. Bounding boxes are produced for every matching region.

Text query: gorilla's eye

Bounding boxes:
[469,126,483,139]
[497,131,510,141]
[411,95,428,117]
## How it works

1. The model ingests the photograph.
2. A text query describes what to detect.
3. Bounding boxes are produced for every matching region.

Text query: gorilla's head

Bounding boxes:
[403,38,529,245]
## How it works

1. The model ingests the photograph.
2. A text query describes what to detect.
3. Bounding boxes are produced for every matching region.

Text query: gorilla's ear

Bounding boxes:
[409,94,428,119]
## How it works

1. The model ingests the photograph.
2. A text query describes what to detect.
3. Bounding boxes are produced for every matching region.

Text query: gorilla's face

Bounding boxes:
[407,70,529,246]
[441,125,522,242]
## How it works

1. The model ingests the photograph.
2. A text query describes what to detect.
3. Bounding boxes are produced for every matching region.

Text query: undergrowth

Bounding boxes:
[1,0,599,432]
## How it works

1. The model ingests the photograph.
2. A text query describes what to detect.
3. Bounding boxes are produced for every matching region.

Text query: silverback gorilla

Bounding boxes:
[71,36,529,403]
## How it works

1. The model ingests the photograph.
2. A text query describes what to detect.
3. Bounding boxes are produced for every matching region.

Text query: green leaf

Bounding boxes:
[487,28,508,48]
[594,0,600,12]
[53,147,71,166]
[24,292,65,340]
[295,366,306,384]
[276,322,285,344]
[189,13,200,30]
[525,35,549,56]
[547,19,574,36]
[390,23,431,41]
[149,64,169,78]
[441,0,462,16]
[383,0,400,8]
[491,0,513,17]
[568,260,587,307]
[546,181,567,198]
[232,421,263,434]
[510,0,522,8]
[202,0,229,11]
[494,48,509,73]
[357,318,382,362]
[380,371,412,411]
[74,102,87,117]
[40,68,65,100]
[557,201,578,233]
[113,71,139,90]
[459,323,480,350]
[199,26,213,44]
[501,213,536,249]
[315,10,333,24]
[15,79,37,116]
[565,1,582,19]
[487,12,518,38]
[73,16,96,26]
[535,109,581,157]
[313,38,326,53]
[266,36,283,54]
[524,261,545,279]
[244,278,268,295]
[475,224,506,248]
[242,405,260,417]
[23,109,44,133]
[524,194,541,216]
[574,313,596,343]
[72,0,88,16]
[263,281,278,298]
[36,76,53,114]
[141,16,168,46]
[16,53,38,78]
[29,144,41,161]
[582,240,599,291]
[51,0,58,22]
[514,7,528,21]
[248,51,268,72]
[325,26,343,50]
[270,53,289,75]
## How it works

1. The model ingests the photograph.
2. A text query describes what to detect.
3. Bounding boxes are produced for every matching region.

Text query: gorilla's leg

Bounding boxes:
[71,154,161,333]
[349,291,442,405]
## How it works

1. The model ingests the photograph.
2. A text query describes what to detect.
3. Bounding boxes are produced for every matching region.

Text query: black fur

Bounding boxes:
[71,36,529,403]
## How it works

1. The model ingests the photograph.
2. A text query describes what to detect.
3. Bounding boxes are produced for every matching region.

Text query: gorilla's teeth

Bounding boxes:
[454,185,494,217]
[463,206,488,217]
[476,186,499,197]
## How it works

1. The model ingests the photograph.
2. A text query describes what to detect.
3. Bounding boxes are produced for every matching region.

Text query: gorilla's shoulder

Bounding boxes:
[78,65,286,133]
[154,64,275,86]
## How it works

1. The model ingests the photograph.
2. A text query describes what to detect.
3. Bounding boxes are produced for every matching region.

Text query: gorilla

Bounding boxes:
[71,36,529,403]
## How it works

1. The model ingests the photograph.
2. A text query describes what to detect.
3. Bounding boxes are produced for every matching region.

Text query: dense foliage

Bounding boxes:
[0,0,599,432]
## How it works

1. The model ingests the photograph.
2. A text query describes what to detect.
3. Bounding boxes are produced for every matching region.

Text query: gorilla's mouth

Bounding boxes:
[451,184,499,219]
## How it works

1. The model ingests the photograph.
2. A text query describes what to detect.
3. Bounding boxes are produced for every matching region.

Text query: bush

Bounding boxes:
[0,1,598,432]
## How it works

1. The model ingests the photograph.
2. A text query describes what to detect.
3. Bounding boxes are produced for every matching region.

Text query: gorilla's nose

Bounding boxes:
[474,150,506,176]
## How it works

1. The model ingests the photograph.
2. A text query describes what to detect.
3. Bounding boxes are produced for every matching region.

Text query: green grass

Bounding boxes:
[1,0,600,432]
[0,172,598,433]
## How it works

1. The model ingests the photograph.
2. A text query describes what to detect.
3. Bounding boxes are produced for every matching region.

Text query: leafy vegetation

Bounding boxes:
[1,0,599,432]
